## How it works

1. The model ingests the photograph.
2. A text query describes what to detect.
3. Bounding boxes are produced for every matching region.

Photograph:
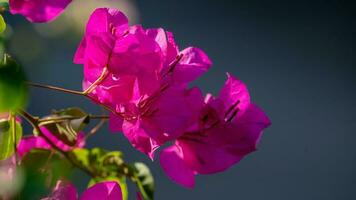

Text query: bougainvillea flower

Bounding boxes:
[75,8,212,159]
[75,8,211,104]
[9,0,72,23]
[160,74,271,188]
[110,86,204,159]
[17,128,85,158]
[43,181,123,200]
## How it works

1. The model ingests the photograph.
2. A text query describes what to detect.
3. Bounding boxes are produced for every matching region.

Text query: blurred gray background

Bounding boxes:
[5,0,356,199]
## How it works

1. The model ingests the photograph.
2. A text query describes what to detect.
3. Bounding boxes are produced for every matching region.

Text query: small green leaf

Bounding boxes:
[0,15,6,34]
[0,54,28,112]
[68,148,91,171]
[132,162,154,200]
[0,116,22,160]
[39,108,90,146]
[56,107,90,132]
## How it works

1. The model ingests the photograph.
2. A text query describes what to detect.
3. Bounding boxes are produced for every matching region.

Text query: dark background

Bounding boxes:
[5,0,356,199]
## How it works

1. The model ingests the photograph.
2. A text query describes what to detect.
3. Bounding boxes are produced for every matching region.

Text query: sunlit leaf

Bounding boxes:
[0,54,28,112]
[0,15,6,34]
[0,117,22,160]
[132,162,154,200]
[70,148,90,169]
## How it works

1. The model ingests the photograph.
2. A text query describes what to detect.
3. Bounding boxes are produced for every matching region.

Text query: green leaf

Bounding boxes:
[88,177,129,200]
[0,1,8,10]
[0,116,22,160]
[132,162,154,200]
[56,107,90,132]
[68,147,128,199]
[70,148,90,168]
[39,108,90,146]
[0,14,5,34]
[19,149,72,199]
[0,54,28,112]
[21,149,72,187]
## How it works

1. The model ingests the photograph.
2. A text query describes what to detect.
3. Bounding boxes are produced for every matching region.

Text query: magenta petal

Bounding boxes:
[86,8,129,37]
[146,28,178,66]
[39,126,82,152]
[76,132,86,148]
[80,181,122,200]
[9,0,72,23]
[84,33,115,70]
[165,32,180,65]
[218,73,251,117]
[109,113,124,132]
[179,104,270,174]
[74,38,87,64]
[142,86,204,144]
[160,145,195,188]
[225,103,271,154]
[17,136,51,158]
[43,181,78,200]
[178,134,245,174]
[109,33,162,96]
[172,47,212,84]
[136,192,144,200]
[122,120,159,160]
[82,62,104,84]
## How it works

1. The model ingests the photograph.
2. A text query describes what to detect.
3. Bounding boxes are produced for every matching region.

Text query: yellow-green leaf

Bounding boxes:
[0,116,22,160]
[0,15,5,34]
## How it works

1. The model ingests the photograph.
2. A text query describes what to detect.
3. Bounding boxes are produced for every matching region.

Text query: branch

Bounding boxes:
[17,109,96,177]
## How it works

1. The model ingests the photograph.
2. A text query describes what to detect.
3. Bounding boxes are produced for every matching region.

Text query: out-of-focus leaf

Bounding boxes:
[88,176,128,200]
[68,147,94,177]
[0,1,8,10]
[132,162,154,200]
[70,148,90,169]
[0,15,5,34]
[0,54,28,112]
[0,117,22,160]
[18,149,72,199]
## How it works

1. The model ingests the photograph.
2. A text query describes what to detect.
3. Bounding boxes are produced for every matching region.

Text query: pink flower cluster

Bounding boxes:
[74,8,271,188]
[9,0,72,23]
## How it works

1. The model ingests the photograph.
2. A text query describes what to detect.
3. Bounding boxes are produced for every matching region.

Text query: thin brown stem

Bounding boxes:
[83,67,109,95]
[27,82,84,96]
[85,118,107,140]
[38,115,109,123]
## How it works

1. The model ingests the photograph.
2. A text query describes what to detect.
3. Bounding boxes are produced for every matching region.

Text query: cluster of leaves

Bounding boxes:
[70,148,154,200]
[14,147,154,200]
